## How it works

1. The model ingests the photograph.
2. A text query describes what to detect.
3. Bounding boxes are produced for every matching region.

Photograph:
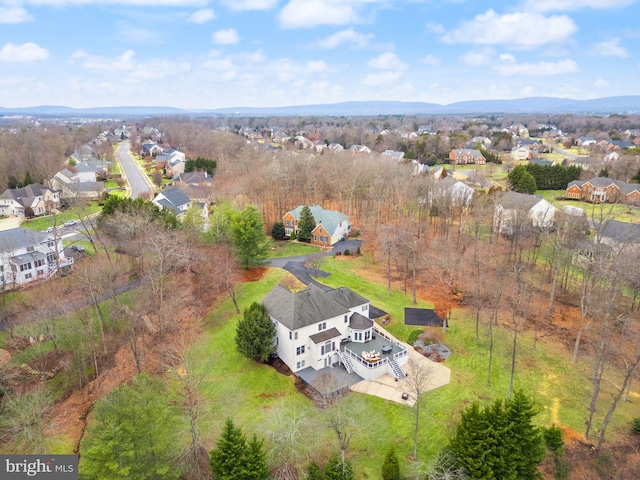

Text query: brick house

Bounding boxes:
[566,177,640,205]
[283,205,351,246]
[449,149,486,165]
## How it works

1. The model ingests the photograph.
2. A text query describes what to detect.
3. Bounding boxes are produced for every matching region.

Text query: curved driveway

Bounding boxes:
[116,141,152,199]
[268,239,361,290]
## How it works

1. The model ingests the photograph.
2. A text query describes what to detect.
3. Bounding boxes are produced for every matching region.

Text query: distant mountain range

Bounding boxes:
[2,96,640,117]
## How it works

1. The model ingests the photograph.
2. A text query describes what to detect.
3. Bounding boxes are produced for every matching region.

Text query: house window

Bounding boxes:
[318,322,326,331]
[296,360,305,369]
[20,263,32,272]
[27,246,35,252]
[321,341,335,355]
[47,254,55,264]
[313,235,317,241]
[296,346,305,355]
[34,259,44,268]
[24,272,32,279]
[289,331,292,340]
[295,332,298,340]
[362,305,368,312]
[344,315,348,323]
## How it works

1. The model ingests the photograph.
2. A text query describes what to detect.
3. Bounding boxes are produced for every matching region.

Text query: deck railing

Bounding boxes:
[343,347,388,369]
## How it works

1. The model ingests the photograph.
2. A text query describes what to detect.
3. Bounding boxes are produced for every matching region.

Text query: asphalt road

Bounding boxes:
[268,239,361,290]
[116,140,152,199]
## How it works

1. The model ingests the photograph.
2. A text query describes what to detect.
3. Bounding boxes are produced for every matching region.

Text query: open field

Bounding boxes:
[266,240,323,258]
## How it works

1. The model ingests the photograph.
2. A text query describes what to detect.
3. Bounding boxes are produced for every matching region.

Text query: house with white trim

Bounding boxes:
[493,191,557,234]
[262,283,408,382]
[0,228,73,289]
[283,205,351,246]
[0,184,60,217]
[152,186,191,217]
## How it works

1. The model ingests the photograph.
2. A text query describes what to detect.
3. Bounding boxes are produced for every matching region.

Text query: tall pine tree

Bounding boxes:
[381,445,401,480]
[235,302,276,362]
[296,205,316,242]
[209,419,270,480]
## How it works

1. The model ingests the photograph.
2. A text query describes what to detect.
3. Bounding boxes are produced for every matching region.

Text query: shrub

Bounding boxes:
[343,249,350,256]
[335,251,342,256]
[633,418,640,434]
[290,230,297,241]
[354,229,361,237]
[356,247,361,255]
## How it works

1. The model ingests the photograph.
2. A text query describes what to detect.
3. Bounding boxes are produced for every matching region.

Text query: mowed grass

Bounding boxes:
[536,190,640,223]
[21,203,102,231]
[266,240,323,258]
[189,256,637,476]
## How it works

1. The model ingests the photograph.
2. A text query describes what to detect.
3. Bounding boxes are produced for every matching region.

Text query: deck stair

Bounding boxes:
[339,351,355,373]
[390,359,406,379]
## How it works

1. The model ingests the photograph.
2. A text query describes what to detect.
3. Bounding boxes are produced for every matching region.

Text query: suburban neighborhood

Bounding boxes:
[0,111,640,479]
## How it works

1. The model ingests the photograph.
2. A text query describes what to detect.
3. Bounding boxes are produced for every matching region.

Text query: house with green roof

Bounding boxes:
[283,205,351,246]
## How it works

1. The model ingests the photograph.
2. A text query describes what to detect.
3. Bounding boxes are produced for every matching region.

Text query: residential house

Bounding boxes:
[511,145,531,161]
[262,283,408,381]
[50,169,106,200]
[381,150,405,162]
[156,148,186,176]
[566,156,599,171]
[171,171,213,187]
[594,220,640,251]
[411,160,430,176]
[431,176,474,208]
[152,186,191,217]
[565,177,640,205]
[283,205,351,246]
[328,143,344,153]
[349,145,372,154]
[471,136,492,147]
[449,149,486,165]
[0,228,73,288]
[0,184,60,217]
[493,191,557,234]
[529,158,554,167]
[73,163,97,183]
[141,140,163,157]
[603,151,620,164]
[577,136,597,147]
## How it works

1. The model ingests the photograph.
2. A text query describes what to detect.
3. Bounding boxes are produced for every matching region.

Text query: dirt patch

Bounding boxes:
[267,356,293,377]
[0,348,11,368]
[242,267,268,282]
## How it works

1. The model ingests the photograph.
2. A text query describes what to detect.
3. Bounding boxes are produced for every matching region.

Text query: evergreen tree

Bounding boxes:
[324,455,353,480]
[210,419,249,480]
[381,445,401,480]
[450,392,545,480]
[235,302,276,362]
[230,205,269,268]
[505,391,545,480]
[271,221,285,240]
[297,205,316,242]
[307,461,324,480]
[80,375,181,480]
[508,165,537,194]
[185,157,217,176]
[245,435,270,480]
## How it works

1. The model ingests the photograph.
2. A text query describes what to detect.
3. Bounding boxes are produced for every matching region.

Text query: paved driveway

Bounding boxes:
[267,239,361,288]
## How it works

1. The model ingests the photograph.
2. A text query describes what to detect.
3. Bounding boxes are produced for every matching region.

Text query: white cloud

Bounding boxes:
[421,54,440,66]
[593,78,610,88]
[306,60,328,73]
[444,10,577,48]
[212,29,240,45]
[70,49,136,71]
[459,49,495,67]
[0,7,33,23]
[499,53,515,62]
[187,8,215,24]
[425,22,445,34]
[0,42,49,62]
[368,52,407,70]
[493,59,580,76]
[592,38,629,58]
[316,28,373,49]
[522,0,635,13]
[278,0,360,29]
[361,71,404,86]
[130,59,191,80]
[220,0,278,10]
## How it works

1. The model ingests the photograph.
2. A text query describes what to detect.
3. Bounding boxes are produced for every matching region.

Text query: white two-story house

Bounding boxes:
[0,184,60,217]
[262,283,409,382]
[0,228,73,289]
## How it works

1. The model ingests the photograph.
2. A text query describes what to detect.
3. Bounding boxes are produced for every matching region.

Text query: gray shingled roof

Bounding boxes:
[0,184,51,207]
[155,186,190,212]
[598,220,640,244]
[568,177,640,196]
[309,327,341,344]
[11,251,46,264]
[262,283,369,331]
[288,205,348,238]
[349,312,373,330]
[0,228,48,252]
[498,191,544,210]
[65,182,105,193]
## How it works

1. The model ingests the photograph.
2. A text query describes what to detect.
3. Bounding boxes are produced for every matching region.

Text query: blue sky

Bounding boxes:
[0,0,638,109]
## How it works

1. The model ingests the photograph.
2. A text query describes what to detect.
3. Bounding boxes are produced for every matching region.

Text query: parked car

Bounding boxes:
[64,219,77,227]
[71,245,85,253]
[43,227,54,233]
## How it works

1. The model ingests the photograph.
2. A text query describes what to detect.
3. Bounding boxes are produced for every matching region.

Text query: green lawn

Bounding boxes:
[186,256,637,477]
[266,240,323,258]
[104,179,119,189]
[109,163,121,175]
[536,190,640,223]
[21,203,102,231]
